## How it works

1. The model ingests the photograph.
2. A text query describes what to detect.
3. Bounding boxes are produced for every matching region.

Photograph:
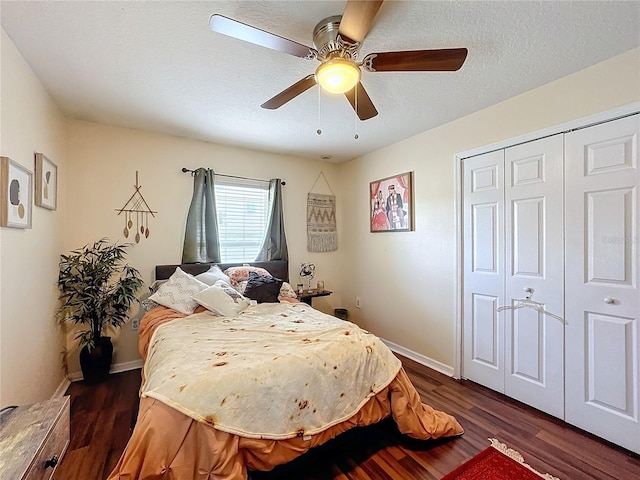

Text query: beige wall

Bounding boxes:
[63,120,342,376]
[2,22,638,401]
[338,48,640,370]
[1,27,342,391]
[0,29,67,405]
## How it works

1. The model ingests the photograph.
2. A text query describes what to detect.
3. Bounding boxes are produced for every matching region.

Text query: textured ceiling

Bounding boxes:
[2,1,639,162]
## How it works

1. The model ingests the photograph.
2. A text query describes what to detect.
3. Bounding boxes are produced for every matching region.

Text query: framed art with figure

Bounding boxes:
[1,156,33,229]
[35,152,57,210]
[370,172,413,232]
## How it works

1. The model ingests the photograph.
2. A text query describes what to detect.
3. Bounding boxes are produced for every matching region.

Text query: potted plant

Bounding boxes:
[58,238,143,383]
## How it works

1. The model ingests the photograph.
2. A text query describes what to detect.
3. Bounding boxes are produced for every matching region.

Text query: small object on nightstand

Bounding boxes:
[297,284,304,294]
[317,280,325,291]
[299,262,316,293]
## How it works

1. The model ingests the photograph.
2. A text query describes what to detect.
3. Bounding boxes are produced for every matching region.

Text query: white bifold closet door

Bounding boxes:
[504,136,564,418]
[463,135,564,418]
[564,114,640,453]
[462,149,505,393]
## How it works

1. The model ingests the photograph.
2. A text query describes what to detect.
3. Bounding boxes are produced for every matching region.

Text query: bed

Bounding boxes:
[108,261,464,479]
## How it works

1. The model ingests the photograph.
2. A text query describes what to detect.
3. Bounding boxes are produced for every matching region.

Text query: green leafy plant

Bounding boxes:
[58,238,143,351]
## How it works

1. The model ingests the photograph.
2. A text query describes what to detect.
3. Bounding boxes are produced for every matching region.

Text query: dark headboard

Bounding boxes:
[155,261,289,283]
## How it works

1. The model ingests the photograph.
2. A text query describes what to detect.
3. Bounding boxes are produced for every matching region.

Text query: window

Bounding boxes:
[215,178,269,262]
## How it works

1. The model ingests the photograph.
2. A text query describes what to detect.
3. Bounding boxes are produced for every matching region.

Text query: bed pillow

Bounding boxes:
[224,266,272,286]
[195,265,231,286]
[141,298,161,312]
[234,280,248,295]
[236,280,296,298]
[243,271,284,303]
[279,281,298,299]
[192,280,251,317]
[149,267,208,314]
[233,280,298,298]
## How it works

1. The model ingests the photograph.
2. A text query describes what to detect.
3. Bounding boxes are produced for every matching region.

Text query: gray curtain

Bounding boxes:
[182,168,221,263]
[256,178,288,261]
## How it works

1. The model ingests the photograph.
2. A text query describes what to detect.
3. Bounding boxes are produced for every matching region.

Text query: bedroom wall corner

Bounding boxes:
[0,28,68,406]
[63,121,344,377]
[337,47,640,370]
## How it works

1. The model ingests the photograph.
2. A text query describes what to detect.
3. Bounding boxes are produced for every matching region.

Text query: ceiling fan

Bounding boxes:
[209,0,468,121]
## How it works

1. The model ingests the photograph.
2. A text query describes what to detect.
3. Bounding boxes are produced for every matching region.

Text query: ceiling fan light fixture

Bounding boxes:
[315,58,361,94]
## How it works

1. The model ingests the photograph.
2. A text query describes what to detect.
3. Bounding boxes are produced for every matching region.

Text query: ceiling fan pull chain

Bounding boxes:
[317,87,322,135]
[354,86,359,140]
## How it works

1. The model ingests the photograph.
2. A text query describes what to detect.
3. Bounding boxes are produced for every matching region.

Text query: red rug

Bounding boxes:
[441,439,560,480]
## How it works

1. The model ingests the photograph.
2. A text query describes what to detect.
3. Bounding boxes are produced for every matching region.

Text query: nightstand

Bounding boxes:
[298,289,332,306]
[0,396,70,480]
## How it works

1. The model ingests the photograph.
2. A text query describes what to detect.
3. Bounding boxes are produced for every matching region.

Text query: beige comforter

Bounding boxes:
[142,303,401,439]
[108,305,464,479]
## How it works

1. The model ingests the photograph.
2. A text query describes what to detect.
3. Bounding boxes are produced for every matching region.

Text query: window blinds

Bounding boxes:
[215,178,269,262]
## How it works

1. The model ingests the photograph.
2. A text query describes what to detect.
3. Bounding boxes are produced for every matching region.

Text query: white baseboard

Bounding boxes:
[67,359,144,382]
[380,338,455,377]
[110,359,144,374]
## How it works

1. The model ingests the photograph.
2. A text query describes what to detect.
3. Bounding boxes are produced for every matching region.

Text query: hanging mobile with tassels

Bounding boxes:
[116,171,157,244]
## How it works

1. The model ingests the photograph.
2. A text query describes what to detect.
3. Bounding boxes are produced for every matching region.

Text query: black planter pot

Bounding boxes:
[79,336,113,383]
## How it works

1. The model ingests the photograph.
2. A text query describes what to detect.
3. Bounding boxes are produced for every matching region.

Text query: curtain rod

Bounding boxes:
[181,168,285,186]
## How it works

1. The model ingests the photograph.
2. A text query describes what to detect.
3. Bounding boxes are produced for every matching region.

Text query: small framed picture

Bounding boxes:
[35,152,57,210]
[370,171,414,232]
[1,156,33,229]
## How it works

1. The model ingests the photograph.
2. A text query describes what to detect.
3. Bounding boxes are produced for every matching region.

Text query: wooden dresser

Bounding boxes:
[0,396,70,480]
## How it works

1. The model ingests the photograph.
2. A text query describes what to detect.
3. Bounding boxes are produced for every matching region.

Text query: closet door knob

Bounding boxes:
[603,297,615,304]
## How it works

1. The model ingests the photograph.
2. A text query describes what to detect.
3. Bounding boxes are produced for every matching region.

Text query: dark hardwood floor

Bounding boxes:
[57,355,640,479]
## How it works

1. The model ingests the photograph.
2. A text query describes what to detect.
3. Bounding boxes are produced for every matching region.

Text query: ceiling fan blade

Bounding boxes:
[362,48,468,72]
[261,75,317,109]
[210,14,316,59]
[344,82,378,120]
[338,0,384,43]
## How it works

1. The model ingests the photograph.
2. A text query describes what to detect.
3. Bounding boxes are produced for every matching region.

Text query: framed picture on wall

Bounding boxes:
[369,171,413,232]
[1,156,33,229]
[35,152,57,210]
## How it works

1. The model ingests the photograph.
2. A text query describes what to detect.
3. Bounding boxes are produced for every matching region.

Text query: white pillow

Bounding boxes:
[149,267,208,314]
[192,280,251,317]
[195,265,231,286]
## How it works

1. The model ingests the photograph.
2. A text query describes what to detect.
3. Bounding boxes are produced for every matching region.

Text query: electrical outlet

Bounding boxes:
[355,297,361,308]
[131,318,140,330]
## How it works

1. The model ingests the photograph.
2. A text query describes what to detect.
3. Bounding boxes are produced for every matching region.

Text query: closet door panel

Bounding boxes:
[587,187,634,283]
[565,114,640,454]
[586,312,635,413]
[463,150,505,392]
[504,135,565,418]
[511,307,544,380]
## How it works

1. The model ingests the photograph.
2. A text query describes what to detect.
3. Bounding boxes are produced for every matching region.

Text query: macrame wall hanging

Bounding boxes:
[307,171,337,252]
[116,171,157,244]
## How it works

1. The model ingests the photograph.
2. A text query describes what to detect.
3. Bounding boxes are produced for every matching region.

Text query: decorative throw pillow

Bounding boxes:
[224,266,272,286]
[192,280,251,317]
[243,271,284,303]
[141,298,161,312]
[195,265,231,286]
[149,267,208,314]
[279,282,298,299]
